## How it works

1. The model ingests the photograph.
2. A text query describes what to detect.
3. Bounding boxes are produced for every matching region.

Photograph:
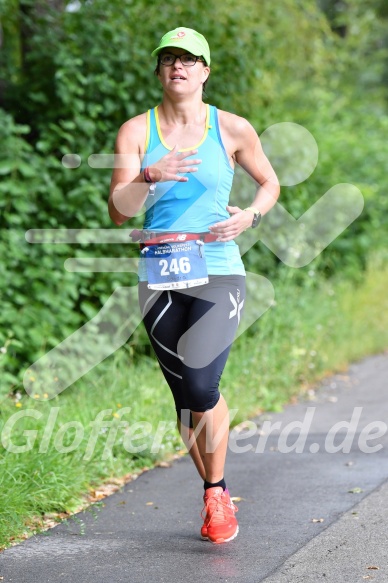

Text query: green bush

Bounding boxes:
[0,0,387,393]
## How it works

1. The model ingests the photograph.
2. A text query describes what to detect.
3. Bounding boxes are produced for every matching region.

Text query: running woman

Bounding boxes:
[109,27,279,543]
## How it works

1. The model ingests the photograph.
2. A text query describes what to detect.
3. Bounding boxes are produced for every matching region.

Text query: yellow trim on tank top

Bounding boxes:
[144,109,151,154]
[154,104,210,152]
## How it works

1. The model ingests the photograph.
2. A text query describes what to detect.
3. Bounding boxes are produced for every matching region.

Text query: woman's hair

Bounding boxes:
[154,57,210,93]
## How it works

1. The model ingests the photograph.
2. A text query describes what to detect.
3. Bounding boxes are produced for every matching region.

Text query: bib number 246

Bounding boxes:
[144,241,208,290]
[159,256,191,276]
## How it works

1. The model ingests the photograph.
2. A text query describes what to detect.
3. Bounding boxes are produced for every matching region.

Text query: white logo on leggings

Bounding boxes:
[229,290,244,324]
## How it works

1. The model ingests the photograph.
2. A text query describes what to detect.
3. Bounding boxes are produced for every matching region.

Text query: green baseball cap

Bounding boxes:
[151,27,211,65]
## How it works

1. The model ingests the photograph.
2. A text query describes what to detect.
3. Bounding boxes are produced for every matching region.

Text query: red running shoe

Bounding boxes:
[201,487,239,543]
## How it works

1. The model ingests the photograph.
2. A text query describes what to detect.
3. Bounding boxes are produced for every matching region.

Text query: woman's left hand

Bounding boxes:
[208,205,253,242]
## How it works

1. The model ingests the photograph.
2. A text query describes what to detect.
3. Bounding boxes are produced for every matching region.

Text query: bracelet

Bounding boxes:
[244,206,260,214]
[143,167,154,184]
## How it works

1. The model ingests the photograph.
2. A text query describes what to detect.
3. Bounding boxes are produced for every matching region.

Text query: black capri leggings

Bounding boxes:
[138,275,245,427]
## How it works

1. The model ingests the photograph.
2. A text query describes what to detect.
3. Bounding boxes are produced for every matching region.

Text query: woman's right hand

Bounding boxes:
[147,145,202,182]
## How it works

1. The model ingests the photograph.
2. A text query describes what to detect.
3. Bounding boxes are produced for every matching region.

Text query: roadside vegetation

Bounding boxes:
[0,0,387,549]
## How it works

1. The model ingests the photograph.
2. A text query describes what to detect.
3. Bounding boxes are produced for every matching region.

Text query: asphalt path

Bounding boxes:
[1,353,388,583]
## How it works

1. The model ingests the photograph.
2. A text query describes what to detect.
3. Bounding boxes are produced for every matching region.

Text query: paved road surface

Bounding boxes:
[1,354,387,582]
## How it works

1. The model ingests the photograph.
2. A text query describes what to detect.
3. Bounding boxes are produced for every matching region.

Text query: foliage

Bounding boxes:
[0,0,387,391]
[1,258,388,548]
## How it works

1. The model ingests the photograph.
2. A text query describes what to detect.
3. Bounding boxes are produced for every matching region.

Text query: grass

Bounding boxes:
[222,259,388,422]
[1,257,388,549]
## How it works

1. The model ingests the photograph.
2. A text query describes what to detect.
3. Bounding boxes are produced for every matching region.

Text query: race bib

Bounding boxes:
[143,240,208,290]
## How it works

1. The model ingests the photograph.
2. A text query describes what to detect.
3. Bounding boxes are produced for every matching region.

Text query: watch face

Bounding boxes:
[252,213,261,228]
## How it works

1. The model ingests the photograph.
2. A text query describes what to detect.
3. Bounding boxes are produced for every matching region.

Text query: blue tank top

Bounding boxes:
[139,104,245,278]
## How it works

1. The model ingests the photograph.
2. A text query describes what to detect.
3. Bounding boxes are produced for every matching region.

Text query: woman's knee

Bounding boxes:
[184,379,220,413]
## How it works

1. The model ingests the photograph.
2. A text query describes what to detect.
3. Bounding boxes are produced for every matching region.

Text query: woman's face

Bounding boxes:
[157,48,210,95]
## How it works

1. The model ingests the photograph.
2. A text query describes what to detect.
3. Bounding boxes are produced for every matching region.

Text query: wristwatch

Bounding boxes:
[244,207,262,228]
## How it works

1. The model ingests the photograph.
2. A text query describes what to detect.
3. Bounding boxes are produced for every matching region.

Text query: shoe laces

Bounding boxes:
[201,489,238,526]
